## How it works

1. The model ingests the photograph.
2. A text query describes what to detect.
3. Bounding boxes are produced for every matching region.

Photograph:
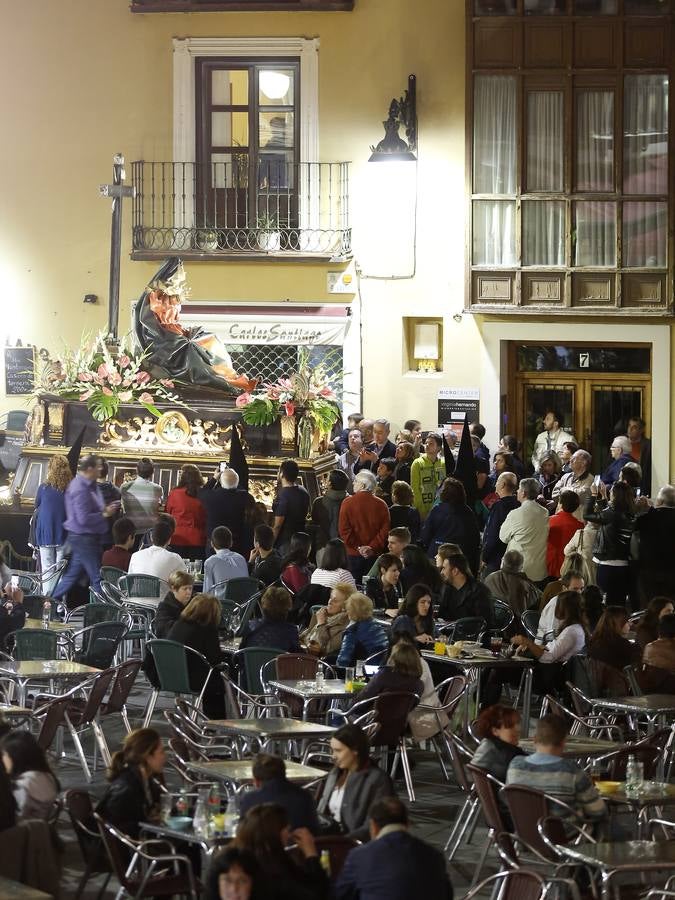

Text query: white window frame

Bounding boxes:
[173,37,320,230]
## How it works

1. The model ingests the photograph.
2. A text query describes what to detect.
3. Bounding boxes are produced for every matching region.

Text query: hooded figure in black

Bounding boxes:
[133,257,257,394]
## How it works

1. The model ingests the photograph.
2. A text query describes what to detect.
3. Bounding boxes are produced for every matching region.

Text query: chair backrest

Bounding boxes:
[273,653,320,681]
[64,789,107,866]
[40,559,68,592]
[235,646,284,695]
[565,654,597,698]
[94,814,137,889]
[363,648,388,669]
[147,639,194,694]
[469,870,549,900]
[520,609,540,641]
[586,656,628,698]
[84,603,124,629]
[13,628,58,661]
[500,783,556,860]
[76,622,128,669]
[367,691,419,748]
[438,675,468,716]
[217,598,240,631]
[466,764,507,835]
[37,690,77,750]
[74,668,117,726]
[623,664,643,696]
[234,591,264,637]
[223,577,266,605]
[312,836,359,879]
[104,659,142,715]
[492,599,515,633]
[13,573,40,596]
[565,681,593,718]
[119,573,167,599]
[447,617,486,642]
[99,581,126,607]
[100,566,126,587]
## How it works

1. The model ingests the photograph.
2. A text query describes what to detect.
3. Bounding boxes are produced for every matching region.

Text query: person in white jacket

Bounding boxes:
[499,478,549,584]
[531,410,575,473]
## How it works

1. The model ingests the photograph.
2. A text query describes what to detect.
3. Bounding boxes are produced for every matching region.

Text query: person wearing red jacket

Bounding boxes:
[546,490,584,578]
[338,470,390,582]
[165,464,207,559]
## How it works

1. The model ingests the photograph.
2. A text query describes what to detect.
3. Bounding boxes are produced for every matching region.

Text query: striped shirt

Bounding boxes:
[506,752,607,821]
[121,477,163,534]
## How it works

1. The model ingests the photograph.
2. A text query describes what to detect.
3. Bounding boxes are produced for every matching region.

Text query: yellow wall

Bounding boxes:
[0,0,672,476]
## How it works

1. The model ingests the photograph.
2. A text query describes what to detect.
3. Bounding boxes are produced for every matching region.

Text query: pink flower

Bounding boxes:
[79,389,94,401]
[109,371,122,385]
[118,355,131,368]
[102,386,113,396]
[235,392,252,408]
[119,390,133,402]
[160,378,174,389]
[136,371,151,385]
[284,401,295,418]
[139,392,154,404]
[97,364,110,379]
[78,371,93,382]
[318,386,335,398]
[267,387,281,400]
[122,376,133,387]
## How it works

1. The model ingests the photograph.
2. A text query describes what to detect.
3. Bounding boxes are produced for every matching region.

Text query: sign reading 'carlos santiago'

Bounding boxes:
[178,314,349,347]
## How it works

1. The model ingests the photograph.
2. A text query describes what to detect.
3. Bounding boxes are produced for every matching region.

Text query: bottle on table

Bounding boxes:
[224,796,240,836]
[42,599,52,629]
[193,789,209,837]
[315,667,325,688]
[320,849,331,877]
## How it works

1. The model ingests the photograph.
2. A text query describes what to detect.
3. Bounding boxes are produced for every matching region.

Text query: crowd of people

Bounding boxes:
[1,406,674,899]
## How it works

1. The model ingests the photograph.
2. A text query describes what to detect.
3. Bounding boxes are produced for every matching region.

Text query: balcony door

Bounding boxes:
[195,59,299,236]
[508,342,651,471]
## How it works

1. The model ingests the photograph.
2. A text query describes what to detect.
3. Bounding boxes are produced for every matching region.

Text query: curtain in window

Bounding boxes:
[623,201,667,267]
[526,92,563,191]
[624,75,669,195]
[473,76,517,194]
[576,91,614,191]
[523,201,565,266]
[575,202,616,266]
[473,201,516,266]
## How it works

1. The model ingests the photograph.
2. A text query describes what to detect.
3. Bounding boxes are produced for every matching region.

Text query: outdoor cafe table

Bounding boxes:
[558,839,675,900]
[421,649,535,736]
[0,660,100,706]
[596,781,675,838]
[140,819,228,864]
[267,678,353,720]
[520,736,623,758]
[186,759,327,791]
[589,694,675,733]
[206,717,336,754]
[24,618,75,657]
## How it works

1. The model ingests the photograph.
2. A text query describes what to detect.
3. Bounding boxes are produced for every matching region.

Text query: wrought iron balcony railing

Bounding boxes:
[130,160,351,260]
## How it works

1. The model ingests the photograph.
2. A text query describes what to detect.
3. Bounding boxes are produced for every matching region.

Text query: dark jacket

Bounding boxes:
[438,578,495,629]
[353,440,397,475]
[0,603,26,651]
[481,495,520,571]
[419,503,480,575]
[166,617,223,687]
[199,486,254,557]
[583,497,635,562]
[356,667,423,706]
[471,735,525,784]
[634,507,675,574]
[601,453,633,487]
[251,550,283,586]
[96,766,162,839]
[240,617,302,653]
[317,762,395,841]
[312,490,347,552]
[388,504,420,542]
[337,619,389,668]
[483,570,540,618]
[239,777,320,833]
[588,633,641,673]
[365,577,401,611]
[154,592,184,639]
[335,829,453,900]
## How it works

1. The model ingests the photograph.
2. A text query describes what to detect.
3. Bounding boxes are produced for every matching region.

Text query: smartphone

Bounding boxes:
[10,575,18,589]
[219,461,228,472]
[636,488,642,498]
[593,474,601,489]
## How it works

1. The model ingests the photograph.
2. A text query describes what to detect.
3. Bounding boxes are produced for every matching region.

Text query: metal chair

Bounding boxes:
[10,572,41,595]
[99,581,127,608]
[413,675,468,780]
[521,609,540,641]
[63,789,112,900]
[215,597,241,631]
[63,667,117,779]
[492,598,515,634]
[33,682,88,752]
[66,602,125,628]
[501,783,595,854]
[623,664,643,696]
[119,573,168,599]
[98,658,142,736]
[142,639,217,727]
[438,617,486,642]
[444,732,481,860]
[100,565,126,587]
[222,576,266,605]
[262,653,335,718]
[39,559,68,595]
[466,764,512,885]
[94,813,200,899]
[596,744,661,780]
[234,646,285,696]
[233,590,264,637]
[164,708,235,760]
[12,628,58,660]
[72,621,129,669]
[540,694,624,740]
[462,869,581,900]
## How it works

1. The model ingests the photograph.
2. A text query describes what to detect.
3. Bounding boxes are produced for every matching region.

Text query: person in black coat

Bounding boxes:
[633,486,675,603]
[388,480,421,542]
[438,551,495,629]
[481,473,520,575]
[154,570,195,638]
[336,796,453,900]
[239,586,303,653]
[365,554,402,612]
[97,728,166,840]
[239,754,320,833]
[355,640,423,706]
[419,477,480,575]
[199,468,255,558]
[167,593,225,717]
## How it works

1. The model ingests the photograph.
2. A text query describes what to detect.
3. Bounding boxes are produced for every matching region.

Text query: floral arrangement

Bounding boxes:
[35,331,184,422]
[236,347,340,433]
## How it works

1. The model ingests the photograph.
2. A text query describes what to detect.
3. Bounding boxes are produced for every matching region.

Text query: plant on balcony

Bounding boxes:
[236,347,340,435]
[34,331,184,422]
[256,211,281,251]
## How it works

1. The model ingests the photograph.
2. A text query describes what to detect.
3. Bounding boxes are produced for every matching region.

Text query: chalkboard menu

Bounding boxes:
[4,346,35,395]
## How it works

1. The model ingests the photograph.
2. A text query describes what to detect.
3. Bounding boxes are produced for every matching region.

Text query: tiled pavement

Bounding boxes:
[53,672,496,899]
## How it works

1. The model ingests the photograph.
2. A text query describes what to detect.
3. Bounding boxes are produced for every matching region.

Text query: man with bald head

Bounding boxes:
[199,465,254,558]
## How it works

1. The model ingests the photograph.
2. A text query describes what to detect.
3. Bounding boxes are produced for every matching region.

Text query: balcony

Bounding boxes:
[130,160,352,261]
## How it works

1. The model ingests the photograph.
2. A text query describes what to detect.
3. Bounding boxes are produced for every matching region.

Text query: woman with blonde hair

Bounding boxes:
[336,593,388,668]
[300,582,354,657]
[33,454,73,594]
[355,636,423,705]
[97,728,166,838]
[167,593,225,716]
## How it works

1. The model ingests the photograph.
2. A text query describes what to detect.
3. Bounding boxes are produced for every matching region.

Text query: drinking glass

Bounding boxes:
[345,667,355,692]
[490,636,503,655]
[160,793,173,823]
[355,660,365,679]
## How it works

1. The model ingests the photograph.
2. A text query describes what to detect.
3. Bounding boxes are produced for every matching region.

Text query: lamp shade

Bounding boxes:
[413,322,440,359]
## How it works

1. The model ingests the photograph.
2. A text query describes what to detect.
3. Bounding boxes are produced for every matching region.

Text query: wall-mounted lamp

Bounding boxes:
[413,322,439,373]
[369,74,417,162]
[83,294,98,304]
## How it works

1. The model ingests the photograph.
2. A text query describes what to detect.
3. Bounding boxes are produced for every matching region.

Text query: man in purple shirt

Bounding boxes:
[52,455,119,602]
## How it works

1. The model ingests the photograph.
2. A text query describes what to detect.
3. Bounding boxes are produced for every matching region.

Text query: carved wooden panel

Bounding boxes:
[522,273,565,307]
[574,21,618,68]
[474,20,521,68]
[571,273,616,307]
[472,272,515,305]
[131,0,354,9]
[524,23,570,68]
[622,273,668,309]
[624,22,670,67]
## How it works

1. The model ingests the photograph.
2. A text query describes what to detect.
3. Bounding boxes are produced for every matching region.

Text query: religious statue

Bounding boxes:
[133,257,257,394]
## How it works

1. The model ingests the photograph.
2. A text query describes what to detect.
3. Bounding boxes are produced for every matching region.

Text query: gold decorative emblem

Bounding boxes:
[99,411,241,454]
[155,411,191,445]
